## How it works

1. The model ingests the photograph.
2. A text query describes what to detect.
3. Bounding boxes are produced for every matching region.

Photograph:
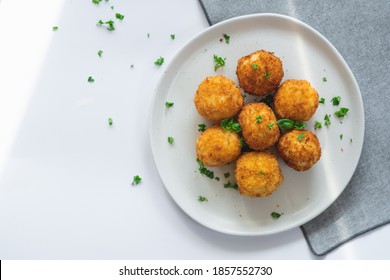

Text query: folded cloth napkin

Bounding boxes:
[199,0,390,256]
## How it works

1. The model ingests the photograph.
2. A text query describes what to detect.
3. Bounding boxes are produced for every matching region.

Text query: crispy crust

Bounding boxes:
[274,79,319,122]
[276,130,321,171]
[236,50,284,97]
[196,125,242,167]
[194,75,244,121]
[235,151,284,197]
[238,102,280,151]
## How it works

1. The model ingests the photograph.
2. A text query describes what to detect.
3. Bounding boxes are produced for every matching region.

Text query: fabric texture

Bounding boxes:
[199,0,390,256]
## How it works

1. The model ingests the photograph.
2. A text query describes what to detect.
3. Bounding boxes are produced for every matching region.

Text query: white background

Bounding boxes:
[0,0,389,259]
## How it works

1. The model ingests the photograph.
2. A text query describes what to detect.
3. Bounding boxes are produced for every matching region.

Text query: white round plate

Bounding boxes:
[149,14,364,235]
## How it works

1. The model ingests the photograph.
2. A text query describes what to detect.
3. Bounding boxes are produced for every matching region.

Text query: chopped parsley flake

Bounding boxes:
[170,34,175,40]
[220,118,241,133]
[323,77,328,82]
[264,71,270,79]
[223,33,230,44]
[198,123,206,132]
[154,57,164,66]
[271,212,282,219]
[165,101,174,108]
[256,115,262,123]
[97,19,115,31]
[334,107,349,118]
[319,97,325,104]
[314,121,322,129]
[92,0,102,4]
[132,175,142,185]
[252,63,258,70]
[297,133,306,141]
[258,171,265,175]
[167,136,174,144]
[98,50,103,57]
[52,26,59,31]
[115,13,124,20]
[198,196,208,202]
[224,181,238,189]
[88,76,95,83]
[224,172,230,178]
[108,118,113,126]
[213,55,226,71]
[331,96,341,106]
[266,123,275,129]
[197,159,214,179]
[324,114,331,127]
[340,134,343,140]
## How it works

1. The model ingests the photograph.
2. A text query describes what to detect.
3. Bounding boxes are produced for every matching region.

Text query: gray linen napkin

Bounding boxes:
[199,0,390,256]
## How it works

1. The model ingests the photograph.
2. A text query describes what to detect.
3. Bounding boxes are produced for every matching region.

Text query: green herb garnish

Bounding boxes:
[224,172,230,178]
[108,118,113,126]
[92,0,102,4]
[258,171,265,175]
[196,159,214,179]
[319,97,325,104]
[334,107,349,118]
[132,175,142,185]
[331,96,341,106]
[252,63,258,70]
[198,196,208,202]
[52,26,59,31]
[220,118,241,133]
[154,57,164,66]
[170,34,175,40]
[297,133,306,141]
[324,114,331,127]
[223,33,230,44]
[277,119,306,131]
[115,13,124,20]
[167,136,174,144]
[266,123,275,129]
[323,77,327,82]
[98,50,103,57]
[224,181,238,189]
[256,115,262,123]
[165,101,174,108]
[271,212,282,219]
[264,71,270,79]
[213,55,226,71]
[314,121,322,130]
[97,19,115,31]
[198,123,206,132]
[340,134,343,140]
[88,76,95,83]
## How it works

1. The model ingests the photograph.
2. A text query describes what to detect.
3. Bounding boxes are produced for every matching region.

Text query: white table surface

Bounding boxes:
[0,0,388,260]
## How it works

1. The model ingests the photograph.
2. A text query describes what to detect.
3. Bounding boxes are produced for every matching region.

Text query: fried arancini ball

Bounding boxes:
[196,125,241,167]
[235,151,284,197]
[236,50,284,97]
[238,102,280,151]
[274,79,319,122]
[276,130,321,171]
[194,75,244,121]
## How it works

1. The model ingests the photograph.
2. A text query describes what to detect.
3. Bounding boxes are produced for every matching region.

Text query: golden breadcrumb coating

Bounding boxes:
[235,151,284,197]
[194,75,244,121]
[276,129,321,171]
[236,50,284,97]
[196,125,241,167]
[238,102,280,151]
[274,79,319,122]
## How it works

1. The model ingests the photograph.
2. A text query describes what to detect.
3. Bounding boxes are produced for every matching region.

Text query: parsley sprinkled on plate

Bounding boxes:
[52,26,59,31]
[165,101,174,108]
[97,19,115,31]
[223,33,230,44]
[323,77,327,82]
[170,34,175,40]
[224,181,238,189]
[198,123,206,132]
[198,196,208,202]
[340,134,343,140]
[324,114,331,127]
[132,175,142,185]
[319,97,325,104]
[196,159,214,179]
[167,136,174,144]
[115,13,124,20]
[271,212,282,219]
[154,57,164,66]
[334,107,349,118]
[108,118,113,126]
[98,50,103,57]
[331,96,341,106]
[213,55,226,71]
[88,76,95,83]
[314,120,322,129]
